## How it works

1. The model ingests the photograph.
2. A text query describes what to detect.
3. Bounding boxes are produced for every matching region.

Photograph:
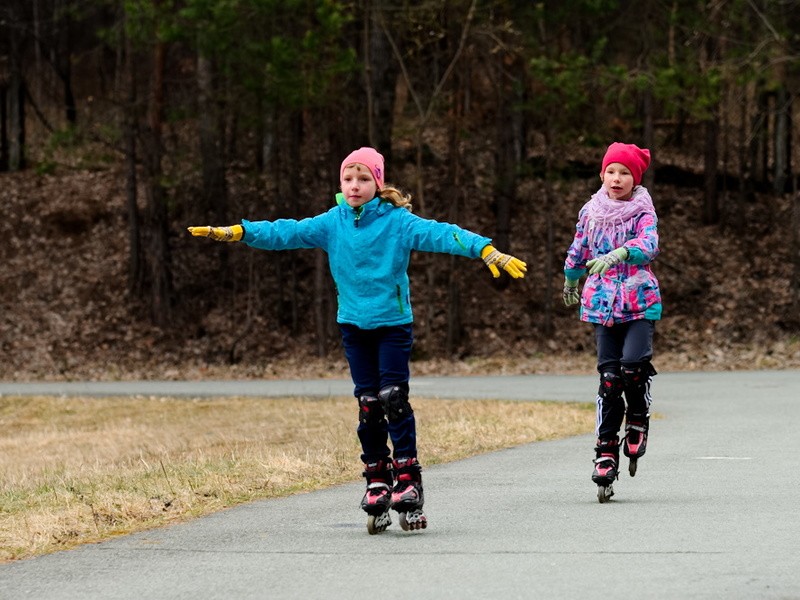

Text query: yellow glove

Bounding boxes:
[480,245,527,279]
[187,224,244,242]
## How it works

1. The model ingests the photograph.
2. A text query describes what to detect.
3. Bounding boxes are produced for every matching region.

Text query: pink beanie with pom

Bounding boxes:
[340,147,385,190]
[601,142,651,186]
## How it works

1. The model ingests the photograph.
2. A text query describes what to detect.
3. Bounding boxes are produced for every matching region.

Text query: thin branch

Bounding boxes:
[24,85,55,133]
[377,0,478,127]
[422,0,477,124]
[377,13,424,118]
[746,0,782,42]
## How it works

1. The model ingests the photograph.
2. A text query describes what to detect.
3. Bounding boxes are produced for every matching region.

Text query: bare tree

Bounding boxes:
[773,86,791,195]
[51,0,77,124]
[0,84,8,171]
[4,0,26,171]
[122,20,142,295]
[197,53,228,217]
[791,190,800,326]
[378,0,477,212]
[142,33,173,326]
[363,0,396,163]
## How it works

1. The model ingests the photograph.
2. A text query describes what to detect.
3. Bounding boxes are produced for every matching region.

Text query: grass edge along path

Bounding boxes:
[0,395,594,562]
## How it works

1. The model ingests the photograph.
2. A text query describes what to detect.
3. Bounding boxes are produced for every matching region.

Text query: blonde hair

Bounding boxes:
[379,184,413,211]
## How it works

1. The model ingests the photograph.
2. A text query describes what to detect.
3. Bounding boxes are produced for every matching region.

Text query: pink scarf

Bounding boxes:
[584,186,656,248]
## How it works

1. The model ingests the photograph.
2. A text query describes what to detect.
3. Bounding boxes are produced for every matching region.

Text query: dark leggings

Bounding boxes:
[594,319,654,374]
[594,320,656,439]
[340,323,417,463]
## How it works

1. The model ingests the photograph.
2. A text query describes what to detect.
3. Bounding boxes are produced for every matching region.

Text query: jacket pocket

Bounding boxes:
[621,272,656,313]
[582,278,614,323]
[395,284,407,314]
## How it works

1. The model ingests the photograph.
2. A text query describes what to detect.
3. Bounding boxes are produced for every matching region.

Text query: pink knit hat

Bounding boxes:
[340,147,385,190]
[601,142,651,186]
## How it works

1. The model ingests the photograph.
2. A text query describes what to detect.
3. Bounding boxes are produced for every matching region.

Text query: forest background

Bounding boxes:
[1,0,800,382]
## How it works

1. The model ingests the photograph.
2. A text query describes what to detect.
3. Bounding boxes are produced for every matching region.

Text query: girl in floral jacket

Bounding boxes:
[562,142,661,502]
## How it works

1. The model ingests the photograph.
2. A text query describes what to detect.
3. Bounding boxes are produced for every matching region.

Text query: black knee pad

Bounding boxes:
[621,362,657,394]
[358,395,386,425]
[598,372,624,401]
[378,385,413,422]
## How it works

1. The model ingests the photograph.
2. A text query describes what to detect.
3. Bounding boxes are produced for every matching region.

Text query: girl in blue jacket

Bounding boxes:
[189,147,526,533]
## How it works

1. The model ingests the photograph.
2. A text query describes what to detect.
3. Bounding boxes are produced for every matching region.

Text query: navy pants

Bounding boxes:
[340,323,416,463]
[593,319,656,439]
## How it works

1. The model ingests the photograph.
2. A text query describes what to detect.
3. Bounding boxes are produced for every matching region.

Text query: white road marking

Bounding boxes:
[694,456,753,460]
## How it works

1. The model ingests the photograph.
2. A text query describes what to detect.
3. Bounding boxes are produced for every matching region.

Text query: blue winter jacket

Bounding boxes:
[241,196,492,330]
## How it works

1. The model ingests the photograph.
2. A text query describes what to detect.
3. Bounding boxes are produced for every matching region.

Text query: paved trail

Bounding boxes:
[1,370,798,599]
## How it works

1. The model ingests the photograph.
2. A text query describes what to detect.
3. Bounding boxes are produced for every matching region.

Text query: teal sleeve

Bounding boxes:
[644,304,662,320]
[404,212,491,258]
[626,247,647,265]
[241,215,328,250]
[564,268,586,281]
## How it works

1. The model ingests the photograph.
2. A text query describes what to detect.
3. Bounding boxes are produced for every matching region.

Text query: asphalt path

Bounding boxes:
[1,370,799,599]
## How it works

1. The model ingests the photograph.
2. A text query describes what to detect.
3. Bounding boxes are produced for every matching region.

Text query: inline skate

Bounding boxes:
[592,437,619,503]
[623,412,649,477]
[360,459,393,534]
[391,457,427,530]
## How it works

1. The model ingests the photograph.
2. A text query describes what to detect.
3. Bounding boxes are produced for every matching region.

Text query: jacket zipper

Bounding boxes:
[354,206,363,227]
[396,285,405,313]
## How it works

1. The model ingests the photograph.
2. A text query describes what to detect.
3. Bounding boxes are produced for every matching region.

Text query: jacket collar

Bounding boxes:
[337,195,386,215]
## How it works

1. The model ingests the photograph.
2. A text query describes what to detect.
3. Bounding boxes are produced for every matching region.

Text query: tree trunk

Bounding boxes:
[730,82,749,234]
[32,0,41,102]
[641,86,655,190]
[144,37,173,327]
[288,113,301,335]
[258,103,274,173]
[749,91,769,186]
[197,52,231,283]
[773,86,791,195]
[53,0,77,124]
[639,0,655,190]
[492,54,514,291]
[8,0,26,171]
[273,110,302,333]
[0,84,8,171]
[364,0,396,162]
[703,115,719,225]
[445,74,464,356]
[197,53,228,216]
[791,190,800,328]
[541,131,555,337]
[123,27,142,295]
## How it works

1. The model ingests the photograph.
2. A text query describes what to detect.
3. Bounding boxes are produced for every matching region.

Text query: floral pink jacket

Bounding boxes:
[564,203,662,327]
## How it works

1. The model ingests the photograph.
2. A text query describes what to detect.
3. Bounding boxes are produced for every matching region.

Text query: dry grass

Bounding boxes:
[0,395,593,562]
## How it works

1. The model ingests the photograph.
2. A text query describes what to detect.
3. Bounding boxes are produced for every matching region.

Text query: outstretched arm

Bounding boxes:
[187,224,243,242]
[401,212,526,279]
[189,213,331,251]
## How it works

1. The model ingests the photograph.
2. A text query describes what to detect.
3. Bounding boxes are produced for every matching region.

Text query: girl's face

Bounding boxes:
[340,164,378,208]
[600,162,635,201]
